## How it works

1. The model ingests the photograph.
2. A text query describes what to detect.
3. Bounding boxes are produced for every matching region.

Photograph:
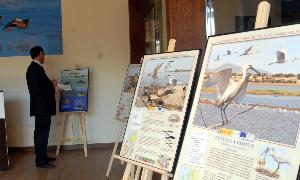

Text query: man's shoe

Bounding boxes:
[46,156,56,162]
[36,163,55,168]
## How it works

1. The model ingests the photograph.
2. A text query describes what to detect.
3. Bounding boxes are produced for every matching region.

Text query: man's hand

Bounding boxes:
[51,79,57,86]
[51,79,60,93]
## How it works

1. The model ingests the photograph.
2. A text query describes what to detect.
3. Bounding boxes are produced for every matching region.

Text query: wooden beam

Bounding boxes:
[166,0,206,51]
[128,0,145,64]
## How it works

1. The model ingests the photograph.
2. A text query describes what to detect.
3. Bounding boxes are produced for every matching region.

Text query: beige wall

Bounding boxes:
[0,1,130,146]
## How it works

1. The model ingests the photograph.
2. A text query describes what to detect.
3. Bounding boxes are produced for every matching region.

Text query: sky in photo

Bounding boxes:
[208,35,300,74]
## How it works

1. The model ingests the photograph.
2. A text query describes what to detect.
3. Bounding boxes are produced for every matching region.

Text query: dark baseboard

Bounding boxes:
[8,143,118,152]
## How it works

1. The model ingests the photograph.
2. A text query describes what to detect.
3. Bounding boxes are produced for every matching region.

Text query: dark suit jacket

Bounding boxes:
[26,61,56,117]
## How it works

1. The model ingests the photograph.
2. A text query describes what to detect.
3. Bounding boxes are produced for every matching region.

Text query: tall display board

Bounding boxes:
[115,64,141,120]
[0,91,9,171]
[120,50,200,172]
[59,68,89,112]
[174,24,300,180]
[0,91,4,119]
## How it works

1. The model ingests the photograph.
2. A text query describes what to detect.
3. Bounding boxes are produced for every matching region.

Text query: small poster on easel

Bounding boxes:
[120,50,200,172]
[59,68,89,112]
[115,64,141,121]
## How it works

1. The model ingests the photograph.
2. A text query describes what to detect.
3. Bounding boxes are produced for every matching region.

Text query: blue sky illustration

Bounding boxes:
[208,35,300,74]
[143,56,194,75]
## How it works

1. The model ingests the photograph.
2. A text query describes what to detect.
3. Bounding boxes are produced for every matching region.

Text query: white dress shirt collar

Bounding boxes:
[32,59,43,67]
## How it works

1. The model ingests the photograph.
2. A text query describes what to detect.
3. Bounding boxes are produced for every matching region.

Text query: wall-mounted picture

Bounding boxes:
[193,26,300,146]
[0,0,62,57]
[59,68,89,112]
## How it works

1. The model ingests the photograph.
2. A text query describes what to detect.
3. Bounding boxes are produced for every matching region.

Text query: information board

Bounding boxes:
[174,24,300,180]
[115,64,141,121]
[120,50,200,172]
[0,91,4,119]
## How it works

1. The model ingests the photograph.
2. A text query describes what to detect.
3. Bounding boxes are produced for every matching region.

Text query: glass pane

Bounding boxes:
[206,0,300,36]
[145,0,167,54]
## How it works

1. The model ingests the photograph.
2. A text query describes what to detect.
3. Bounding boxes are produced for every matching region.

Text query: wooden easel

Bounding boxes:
[106,118,127,177]
[115,155,173,180]
[166,39,176,52]
[56,65,88,158]
[56,111,88,157]
[106,64,141,177]
[254,1,270,29]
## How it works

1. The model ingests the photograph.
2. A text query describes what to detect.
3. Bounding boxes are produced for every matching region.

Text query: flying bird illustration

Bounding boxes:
[269,48,299,65]
[3,18,30,30]
[240,46,253,56]
[164,60,174,72]
[204,64,260,124]
[226,50,231,56]
[223,50,238,56]
[214,55,222,62]
[151,63,163,84]
[223,50,232,56]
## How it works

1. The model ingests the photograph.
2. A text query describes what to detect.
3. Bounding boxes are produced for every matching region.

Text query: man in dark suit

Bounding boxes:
[26,46,56,168]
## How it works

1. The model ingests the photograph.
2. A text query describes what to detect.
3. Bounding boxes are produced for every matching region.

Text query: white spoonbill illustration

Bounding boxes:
[204,63,260,124]
[257,147,270,169]
[269,148,290,175]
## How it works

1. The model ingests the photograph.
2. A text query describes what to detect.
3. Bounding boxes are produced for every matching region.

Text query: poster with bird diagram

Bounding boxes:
[115,64,141,121]
[120,50,199,172]
[174,24,300,180]
[59,68,89,112]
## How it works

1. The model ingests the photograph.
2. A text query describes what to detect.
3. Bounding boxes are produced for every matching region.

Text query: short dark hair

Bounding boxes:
[30,46,44,59]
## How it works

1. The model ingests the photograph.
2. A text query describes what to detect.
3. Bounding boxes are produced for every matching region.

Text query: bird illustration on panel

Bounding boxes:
[269,47,299,65]
[164,60,174,72]
[257,147,270,169]
[151,62,163,84]
[269,148,290,175]
[240,46,254,56]
[214,55,222,62]
[204,63,260,125]
[3,18,30,30]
